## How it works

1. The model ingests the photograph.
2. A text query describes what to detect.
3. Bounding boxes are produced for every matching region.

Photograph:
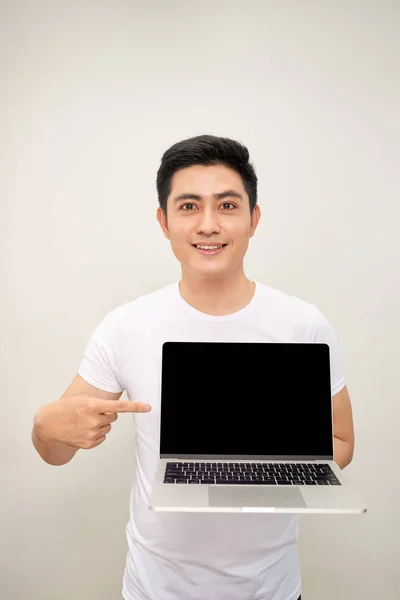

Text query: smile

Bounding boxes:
[192,244,228,256]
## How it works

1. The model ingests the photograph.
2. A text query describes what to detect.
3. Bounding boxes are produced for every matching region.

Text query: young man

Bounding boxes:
[32,134,354,600]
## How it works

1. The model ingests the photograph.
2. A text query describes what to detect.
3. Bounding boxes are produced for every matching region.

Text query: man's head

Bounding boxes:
[156,134,261,280]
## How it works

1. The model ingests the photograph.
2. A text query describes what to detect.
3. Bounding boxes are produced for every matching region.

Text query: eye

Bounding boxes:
[180,202,236,211]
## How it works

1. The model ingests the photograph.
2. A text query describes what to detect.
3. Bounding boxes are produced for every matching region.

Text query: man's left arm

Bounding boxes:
[332,385,355,469]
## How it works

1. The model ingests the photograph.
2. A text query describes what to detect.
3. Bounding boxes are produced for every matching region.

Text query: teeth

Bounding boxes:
[196,245,222,250]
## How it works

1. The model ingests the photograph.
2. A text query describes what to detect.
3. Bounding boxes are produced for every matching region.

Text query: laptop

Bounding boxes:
[149,341,367,514]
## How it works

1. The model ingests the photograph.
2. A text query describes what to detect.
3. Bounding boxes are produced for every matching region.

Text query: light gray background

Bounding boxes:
[1,1,399,599]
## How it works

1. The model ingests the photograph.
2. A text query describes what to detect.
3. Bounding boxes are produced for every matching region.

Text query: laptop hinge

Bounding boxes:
[161,455,333,461]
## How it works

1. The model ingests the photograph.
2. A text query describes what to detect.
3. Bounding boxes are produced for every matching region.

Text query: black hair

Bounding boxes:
[156,134,258,216]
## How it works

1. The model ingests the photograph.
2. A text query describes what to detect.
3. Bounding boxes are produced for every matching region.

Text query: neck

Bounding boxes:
[178,270,255,316]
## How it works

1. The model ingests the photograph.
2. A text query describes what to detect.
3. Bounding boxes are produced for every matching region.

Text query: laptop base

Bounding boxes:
[149,460,367,514]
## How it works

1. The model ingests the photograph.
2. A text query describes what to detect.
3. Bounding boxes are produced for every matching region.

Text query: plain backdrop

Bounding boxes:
[1,1,399,599]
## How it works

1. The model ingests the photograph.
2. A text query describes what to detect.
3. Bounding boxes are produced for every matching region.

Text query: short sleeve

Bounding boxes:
[310,307,346,396]
[78,308,124,393]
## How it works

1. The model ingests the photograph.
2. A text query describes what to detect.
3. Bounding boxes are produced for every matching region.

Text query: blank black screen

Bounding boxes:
[160,342,333,458]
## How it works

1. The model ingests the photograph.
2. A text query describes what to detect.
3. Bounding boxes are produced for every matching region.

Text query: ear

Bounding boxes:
[250,205,261,238]
[156,207,169,239]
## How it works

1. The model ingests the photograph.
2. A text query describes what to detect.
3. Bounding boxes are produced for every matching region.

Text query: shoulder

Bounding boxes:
[100,281,176,329]
[257,282,319,322]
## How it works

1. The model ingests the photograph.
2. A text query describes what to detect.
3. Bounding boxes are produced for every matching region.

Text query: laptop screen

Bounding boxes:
[160,342,334,459]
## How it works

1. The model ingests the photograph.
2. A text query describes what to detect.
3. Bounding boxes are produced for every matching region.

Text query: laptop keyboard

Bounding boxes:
[164,462,341,485]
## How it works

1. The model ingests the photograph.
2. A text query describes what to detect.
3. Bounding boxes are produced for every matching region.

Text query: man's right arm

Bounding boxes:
[32,374,123,466]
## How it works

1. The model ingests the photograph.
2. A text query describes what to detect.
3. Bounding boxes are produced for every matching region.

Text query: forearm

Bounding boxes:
[31,426,78,466]
[333,436,353,469]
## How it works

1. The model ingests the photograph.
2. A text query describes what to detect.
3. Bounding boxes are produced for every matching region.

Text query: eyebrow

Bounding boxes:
[173,190,244,204]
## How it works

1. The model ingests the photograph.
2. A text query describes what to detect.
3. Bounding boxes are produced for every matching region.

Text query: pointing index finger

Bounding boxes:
[96,399,152,413]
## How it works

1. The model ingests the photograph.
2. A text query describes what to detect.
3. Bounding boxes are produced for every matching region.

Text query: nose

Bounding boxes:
[195,206,221,236]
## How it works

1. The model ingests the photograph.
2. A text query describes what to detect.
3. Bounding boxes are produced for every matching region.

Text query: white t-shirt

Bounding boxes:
[78,280,346,600]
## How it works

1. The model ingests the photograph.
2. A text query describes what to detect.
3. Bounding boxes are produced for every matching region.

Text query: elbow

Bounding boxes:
[334,436,355,469]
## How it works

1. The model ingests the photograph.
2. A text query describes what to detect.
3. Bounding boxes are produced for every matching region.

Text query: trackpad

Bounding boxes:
[209,486,306,508]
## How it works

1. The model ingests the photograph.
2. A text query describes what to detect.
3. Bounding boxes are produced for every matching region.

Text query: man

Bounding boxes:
[32,134,354,600]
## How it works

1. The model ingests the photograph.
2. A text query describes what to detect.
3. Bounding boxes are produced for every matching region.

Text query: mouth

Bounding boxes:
[192,243,228,256]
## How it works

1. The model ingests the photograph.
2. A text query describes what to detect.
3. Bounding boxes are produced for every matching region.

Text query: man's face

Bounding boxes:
[157,164,261,277]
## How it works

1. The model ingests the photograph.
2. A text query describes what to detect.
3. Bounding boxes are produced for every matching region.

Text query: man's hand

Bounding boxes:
[33,395,152,451]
